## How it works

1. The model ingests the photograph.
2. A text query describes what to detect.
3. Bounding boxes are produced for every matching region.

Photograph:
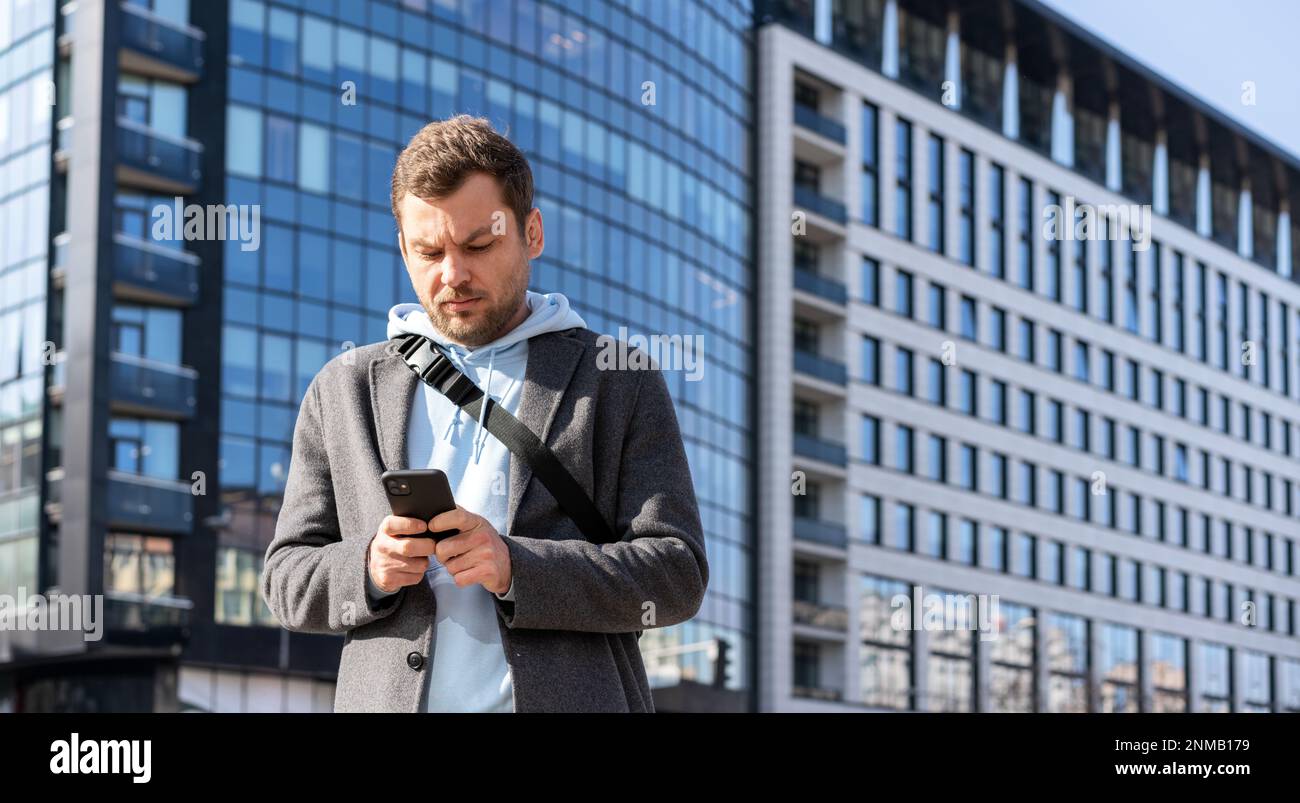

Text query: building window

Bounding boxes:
[862,101,879,226]
[860,575,913,710]
[1047,613,1088,712]
[1148,241,1163,344]
[895,117,913,240]
[1123,241,1139,334]
[1098,623,1140,712]
[1017,177,1033,290]
[927,133,945,253]
[989,163,1005,278]
[927,587,974,712]
[896,269,914,317]
[1045,190,1062,302]
[959,295,977,340]
[896,424,914,474]
[896,347,914,396]
[862,415,880,464]
[989,306,1006,351]
[862,335,880,385]
[989,601,1035,712]
[1098,215,1113,323]
[928,281,946,329]
[1198,643,1232,712]
[105,533,175,598]
[862,257,880,305]
[958,149,975,265]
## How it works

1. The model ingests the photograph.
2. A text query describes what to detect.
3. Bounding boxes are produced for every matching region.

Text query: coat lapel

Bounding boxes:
[505,330,585,536]
[370,342,420,473]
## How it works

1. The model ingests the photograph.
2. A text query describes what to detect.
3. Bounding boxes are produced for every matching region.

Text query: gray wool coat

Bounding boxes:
[260,326,708,712]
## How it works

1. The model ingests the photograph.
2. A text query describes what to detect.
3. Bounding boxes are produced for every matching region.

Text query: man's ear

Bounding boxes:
[525,207,544,260]
[396,227,408,264]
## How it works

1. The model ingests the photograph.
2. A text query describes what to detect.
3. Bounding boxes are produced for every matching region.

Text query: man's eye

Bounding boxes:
[469,242,493,252]
[421,252,441,260]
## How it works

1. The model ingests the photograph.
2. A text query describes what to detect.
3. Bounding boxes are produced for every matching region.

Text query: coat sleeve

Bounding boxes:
[493,363,708,634]
[261,371,405,634]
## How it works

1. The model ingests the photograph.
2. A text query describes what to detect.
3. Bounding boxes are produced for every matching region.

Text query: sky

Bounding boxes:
[1038,0,1300,162]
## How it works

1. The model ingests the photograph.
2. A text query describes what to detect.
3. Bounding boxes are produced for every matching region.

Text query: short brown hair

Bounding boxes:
[390,114,534,237]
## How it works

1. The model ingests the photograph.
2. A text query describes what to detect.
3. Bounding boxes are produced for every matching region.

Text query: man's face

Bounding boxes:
[396,172,543,347]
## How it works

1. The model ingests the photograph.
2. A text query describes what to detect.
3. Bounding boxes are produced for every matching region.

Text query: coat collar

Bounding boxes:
[369,329,587,535]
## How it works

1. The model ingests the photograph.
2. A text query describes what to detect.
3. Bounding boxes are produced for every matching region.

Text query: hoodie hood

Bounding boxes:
[385,290,586,462]
[386,289,586,360]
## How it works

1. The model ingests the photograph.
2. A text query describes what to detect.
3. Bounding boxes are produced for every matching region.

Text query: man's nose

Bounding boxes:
[439,252,471,289]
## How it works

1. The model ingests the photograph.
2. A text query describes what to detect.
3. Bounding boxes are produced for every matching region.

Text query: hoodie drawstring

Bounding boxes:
[473,350,496,464]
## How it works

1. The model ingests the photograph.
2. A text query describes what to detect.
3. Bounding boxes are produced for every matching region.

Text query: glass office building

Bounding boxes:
[0,0,754,712]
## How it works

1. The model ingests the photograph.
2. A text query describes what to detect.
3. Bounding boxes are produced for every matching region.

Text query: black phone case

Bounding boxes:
[381,469,460,540]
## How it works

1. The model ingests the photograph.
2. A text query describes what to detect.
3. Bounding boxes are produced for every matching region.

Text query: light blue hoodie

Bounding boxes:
[369,290,587,712]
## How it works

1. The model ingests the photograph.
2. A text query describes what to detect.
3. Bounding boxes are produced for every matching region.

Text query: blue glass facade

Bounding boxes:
[0,0,55,600]
[214,0,754,695]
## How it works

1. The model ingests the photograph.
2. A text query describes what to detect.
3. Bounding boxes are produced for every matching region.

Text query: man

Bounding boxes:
[260,115,708,713]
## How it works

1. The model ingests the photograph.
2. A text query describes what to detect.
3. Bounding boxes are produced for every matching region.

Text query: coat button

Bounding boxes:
[406,652,424,671]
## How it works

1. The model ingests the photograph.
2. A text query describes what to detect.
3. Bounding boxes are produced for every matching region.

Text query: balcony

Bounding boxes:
[51,233,201,306]
[793,348,847,385]
[106,470,195,534]
[793,267,848,305]
[794,102,847,145]
[116,118,203,194]
[104,592,193,646]
[45,469,194,535]
[793,598,849,630]
[793,516,848,549]
[110,352,198,419]
[792,684,845,703]
[113,233,200,305]
[48,352,197,419]
[120,2,205,83]
[793,185,847,225]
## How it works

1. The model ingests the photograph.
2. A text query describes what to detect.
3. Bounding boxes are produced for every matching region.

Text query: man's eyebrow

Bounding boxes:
[409,225,497,250]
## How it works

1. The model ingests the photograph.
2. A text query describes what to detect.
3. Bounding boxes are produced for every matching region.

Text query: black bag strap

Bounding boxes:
[391,331,617,546]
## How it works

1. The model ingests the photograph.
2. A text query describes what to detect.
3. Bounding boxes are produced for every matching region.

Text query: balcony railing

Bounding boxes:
[120,2,205,81]
[793,348,847,385]
[113,233,200,305]
[47,468,194,534]
[110,352,198,419]
[793,598,849,630]
[105,470,195,534]
[793,185,847,224]
[793,684,845,703]
[793,516,848,548]
[104,591,193,644]
[794,102,847,144]
[793,267,848,304]
[116,117,202,192]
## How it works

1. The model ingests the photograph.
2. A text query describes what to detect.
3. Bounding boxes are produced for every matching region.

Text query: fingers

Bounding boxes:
[374,568,426,593]
[380,515,429,537]
[428,505,477,536]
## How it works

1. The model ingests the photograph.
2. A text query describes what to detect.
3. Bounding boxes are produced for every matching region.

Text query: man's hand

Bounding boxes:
[368,515,437,594]
[428,505,513,596]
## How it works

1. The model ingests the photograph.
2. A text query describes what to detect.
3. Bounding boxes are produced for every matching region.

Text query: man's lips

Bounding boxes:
[440,297,480,312]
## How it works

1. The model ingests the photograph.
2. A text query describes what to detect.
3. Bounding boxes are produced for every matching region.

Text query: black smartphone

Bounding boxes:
[381,469,460,540]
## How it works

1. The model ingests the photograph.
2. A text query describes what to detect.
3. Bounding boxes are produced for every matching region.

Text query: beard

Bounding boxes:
[422,258,530,348]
